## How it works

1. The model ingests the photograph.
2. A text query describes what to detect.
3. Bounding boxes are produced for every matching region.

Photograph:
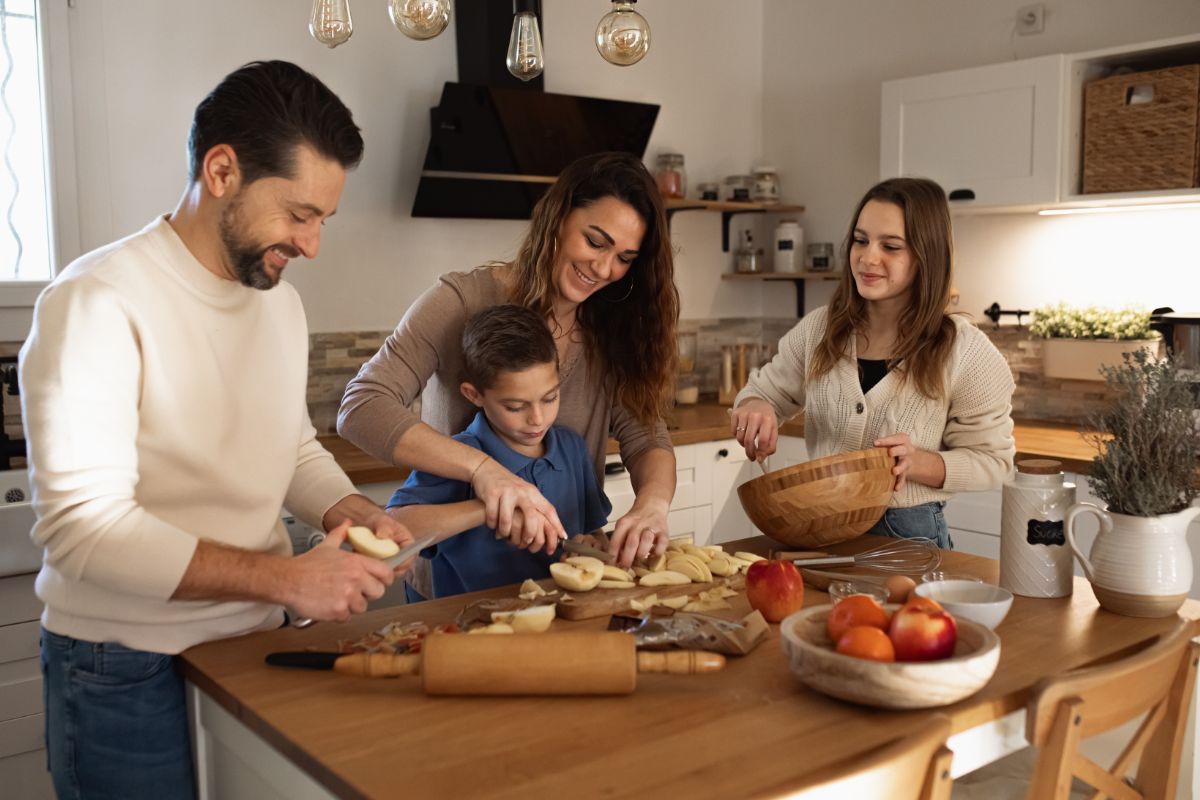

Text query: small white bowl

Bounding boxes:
[914,580,1013,630]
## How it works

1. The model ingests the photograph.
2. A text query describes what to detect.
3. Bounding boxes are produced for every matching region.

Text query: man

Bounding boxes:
[20,60,412,800]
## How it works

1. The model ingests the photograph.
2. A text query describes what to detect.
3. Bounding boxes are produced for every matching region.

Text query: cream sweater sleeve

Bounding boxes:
[20,278,198,600]
[939,327,1017,493]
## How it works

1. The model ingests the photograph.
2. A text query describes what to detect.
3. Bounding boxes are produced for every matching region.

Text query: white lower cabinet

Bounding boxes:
[0,573,54,800]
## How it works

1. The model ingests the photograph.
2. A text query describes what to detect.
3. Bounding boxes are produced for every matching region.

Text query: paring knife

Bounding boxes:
[290,532,440,629]
[559,537,616,563]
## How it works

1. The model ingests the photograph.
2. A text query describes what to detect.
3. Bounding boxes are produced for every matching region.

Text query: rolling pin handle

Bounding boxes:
[637,650,726,675]
[333,652,422,678]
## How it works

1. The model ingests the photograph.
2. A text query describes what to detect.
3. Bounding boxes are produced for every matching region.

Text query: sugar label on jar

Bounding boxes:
[1026,519,1066,547]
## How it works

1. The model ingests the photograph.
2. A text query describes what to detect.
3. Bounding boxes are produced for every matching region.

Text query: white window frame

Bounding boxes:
[0,0,81,317]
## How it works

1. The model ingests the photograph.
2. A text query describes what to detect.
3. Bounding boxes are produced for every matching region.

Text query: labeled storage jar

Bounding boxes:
[751,166,780,203]
[654,153,686,199]
[1000,459,1076,598]
[724,174,753,202]
[773,220,803,273]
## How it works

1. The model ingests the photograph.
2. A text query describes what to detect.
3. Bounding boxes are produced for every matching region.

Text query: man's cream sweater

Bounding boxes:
[20,217,356,653]
[736,306,1016,507]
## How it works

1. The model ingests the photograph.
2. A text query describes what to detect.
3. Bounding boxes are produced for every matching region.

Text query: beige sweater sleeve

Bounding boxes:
[734,308,823,419]
[337,276,473,463]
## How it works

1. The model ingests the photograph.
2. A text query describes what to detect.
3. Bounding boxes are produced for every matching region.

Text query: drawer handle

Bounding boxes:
[717,448,729,459]
[604,462,627,476]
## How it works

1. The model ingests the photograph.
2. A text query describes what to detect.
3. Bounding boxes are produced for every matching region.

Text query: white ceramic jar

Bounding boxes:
[773,220,803,274]
[999,459,1076,598]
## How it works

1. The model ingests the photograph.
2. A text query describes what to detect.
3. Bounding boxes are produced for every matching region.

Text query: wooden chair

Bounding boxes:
[773,715,954,800]
[1024,619,1200,800]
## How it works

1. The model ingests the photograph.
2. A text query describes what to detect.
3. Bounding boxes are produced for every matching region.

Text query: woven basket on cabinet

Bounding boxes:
[1082,64,1200,194]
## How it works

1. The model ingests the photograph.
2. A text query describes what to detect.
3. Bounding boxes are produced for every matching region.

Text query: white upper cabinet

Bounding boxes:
[881,55,1066,210]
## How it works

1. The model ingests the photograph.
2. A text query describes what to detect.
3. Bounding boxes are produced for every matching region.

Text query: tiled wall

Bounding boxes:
[307,331,394,437]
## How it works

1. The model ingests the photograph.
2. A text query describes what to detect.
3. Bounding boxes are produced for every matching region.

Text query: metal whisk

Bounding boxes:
[781,538,942,574]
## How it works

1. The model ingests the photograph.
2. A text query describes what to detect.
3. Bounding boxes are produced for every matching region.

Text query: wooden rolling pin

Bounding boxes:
[267,632,725,696]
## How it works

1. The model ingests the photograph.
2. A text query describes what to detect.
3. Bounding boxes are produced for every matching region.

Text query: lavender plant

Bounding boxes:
[1085,350,1199,516]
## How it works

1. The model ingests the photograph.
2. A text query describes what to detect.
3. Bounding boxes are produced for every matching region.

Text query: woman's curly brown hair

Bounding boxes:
[508,152,679,425]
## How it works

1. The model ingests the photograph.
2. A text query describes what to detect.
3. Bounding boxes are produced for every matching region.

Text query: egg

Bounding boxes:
[883,575,917,604]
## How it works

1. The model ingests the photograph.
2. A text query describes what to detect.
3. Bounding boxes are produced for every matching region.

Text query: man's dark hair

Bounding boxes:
[188,60,364,184]
[462,305,558,391]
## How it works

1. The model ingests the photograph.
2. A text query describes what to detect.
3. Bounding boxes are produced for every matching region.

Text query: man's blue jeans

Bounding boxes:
[41,629,196,800]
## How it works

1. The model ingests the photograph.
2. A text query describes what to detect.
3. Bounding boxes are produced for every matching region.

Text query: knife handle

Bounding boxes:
[636,650,726,675]
[333,652,422,678]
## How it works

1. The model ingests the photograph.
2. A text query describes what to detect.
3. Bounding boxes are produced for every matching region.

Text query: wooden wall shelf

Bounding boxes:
[720,271,838,282]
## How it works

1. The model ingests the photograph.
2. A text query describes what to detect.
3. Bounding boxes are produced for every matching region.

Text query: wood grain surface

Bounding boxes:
[320,408,1100,486]
[180,535,1200,800]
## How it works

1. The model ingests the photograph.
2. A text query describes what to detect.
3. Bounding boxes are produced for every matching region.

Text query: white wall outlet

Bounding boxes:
[1016,3,1045,35]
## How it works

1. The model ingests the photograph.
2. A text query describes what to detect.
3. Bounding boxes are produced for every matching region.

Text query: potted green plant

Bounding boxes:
[1064,350,1200,617]
[1030,303,1161,381]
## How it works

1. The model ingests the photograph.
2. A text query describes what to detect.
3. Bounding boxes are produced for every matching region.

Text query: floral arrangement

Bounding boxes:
[1086,350,1199,516]
[1029,303,1157,340]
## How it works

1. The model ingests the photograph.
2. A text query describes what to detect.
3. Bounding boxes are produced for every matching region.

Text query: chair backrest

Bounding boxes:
[1025,618,1200,800]
[772,715,953,800]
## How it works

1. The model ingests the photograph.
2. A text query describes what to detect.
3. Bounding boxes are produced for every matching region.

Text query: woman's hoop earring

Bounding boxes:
[601,277,635,303]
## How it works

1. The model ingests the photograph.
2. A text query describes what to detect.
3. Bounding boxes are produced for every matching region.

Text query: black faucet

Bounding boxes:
[0,355,25,471]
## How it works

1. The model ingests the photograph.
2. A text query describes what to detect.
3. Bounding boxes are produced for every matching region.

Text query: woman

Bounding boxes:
[730,177,1015,548]
[338,152,679,584]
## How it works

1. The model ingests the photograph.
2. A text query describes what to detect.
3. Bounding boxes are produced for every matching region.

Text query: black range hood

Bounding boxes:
[411,0,659,219]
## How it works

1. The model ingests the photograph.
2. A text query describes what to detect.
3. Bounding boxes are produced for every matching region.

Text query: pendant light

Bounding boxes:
[388,0,452,41]
[506,0,545,82]
[596,0,650,66]
[309,0,354,49]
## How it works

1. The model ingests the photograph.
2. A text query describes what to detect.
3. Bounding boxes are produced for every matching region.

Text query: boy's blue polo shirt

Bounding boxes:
[387,411,612,599]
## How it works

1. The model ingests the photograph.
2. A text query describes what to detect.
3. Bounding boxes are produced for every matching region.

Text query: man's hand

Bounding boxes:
[281,521,396,622]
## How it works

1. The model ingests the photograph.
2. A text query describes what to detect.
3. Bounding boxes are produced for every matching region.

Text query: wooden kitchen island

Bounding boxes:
[180,536,1200,800]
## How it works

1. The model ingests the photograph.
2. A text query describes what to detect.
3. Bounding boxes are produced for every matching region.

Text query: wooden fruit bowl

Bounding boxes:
[736,447,895,548]
[778,604,1001,709]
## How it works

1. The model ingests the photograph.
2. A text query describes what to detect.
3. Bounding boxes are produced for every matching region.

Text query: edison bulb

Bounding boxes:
[506,10,544,82]
[309,0,353,49]
[388,0,451,40]
[596,1,650,66]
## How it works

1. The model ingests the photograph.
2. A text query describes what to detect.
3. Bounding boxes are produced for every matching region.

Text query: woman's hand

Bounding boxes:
[730,398,779,462]
[873,433,945,492]
[608,499,670,568]
[471,457,566,554]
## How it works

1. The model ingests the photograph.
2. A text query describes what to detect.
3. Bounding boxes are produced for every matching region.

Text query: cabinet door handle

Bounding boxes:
[948,188,976,201]
[604,461,627,475]
[717,448,729,459]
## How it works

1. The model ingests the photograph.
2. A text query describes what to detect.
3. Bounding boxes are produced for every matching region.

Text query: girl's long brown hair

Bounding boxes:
[810,177,957,398]
[509,152,679,425]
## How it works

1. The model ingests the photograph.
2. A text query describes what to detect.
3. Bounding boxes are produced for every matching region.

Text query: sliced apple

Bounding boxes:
[646,553,667,572]
[491,605,556,633]
[707,556,736,577]
[549,557,605,592]
[602,565,635,582]
[517,579,548,600]
[598,579,637,589]
[640,570,691,587]
[468,622,515,634]
[682,543,713,563]
[346,526,401,559]
[734,552,766,563]
[656,595,690,610]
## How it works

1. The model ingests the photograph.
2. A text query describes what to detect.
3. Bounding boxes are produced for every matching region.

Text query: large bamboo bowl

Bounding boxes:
[736,447,895,548]
[780,604,1001,709]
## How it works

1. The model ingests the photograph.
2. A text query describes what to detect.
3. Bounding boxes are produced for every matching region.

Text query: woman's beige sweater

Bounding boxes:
[735,306,1016,507]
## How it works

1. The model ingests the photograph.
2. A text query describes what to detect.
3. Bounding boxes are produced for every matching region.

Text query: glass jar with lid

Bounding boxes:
[723,174,753,202]
[752,165,780,203]
[654,153,686,199]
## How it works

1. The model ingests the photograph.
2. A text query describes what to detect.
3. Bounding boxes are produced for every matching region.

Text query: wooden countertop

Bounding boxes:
[321,403,1098,485]
[180,536,1199,800]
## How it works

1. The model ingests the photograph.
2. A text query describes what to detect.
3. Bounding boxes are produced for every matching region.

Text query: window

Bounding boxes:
[0,0,52,282]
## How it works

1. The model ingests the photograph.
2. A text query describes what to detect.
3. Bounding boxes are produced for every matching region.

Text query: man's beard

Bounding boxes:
[219,199,297,291]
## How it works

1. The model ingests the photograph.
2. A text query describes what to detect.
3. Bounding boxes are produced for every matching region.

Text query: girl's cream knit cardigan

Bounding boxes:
[736,306,1016,508]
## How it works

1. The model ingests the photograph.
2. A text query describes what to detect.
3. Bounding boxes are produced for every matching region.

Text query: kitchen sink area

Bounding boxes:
[0,469,37,578]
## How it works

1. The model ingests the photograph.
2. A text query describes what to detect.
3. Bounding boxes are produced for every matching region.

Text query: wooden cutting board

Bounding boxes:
[551,573,746,621]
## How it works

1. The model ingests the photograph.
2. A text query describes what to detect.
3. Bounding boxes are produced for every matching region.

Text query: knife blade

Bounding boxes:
[559,538,616,563]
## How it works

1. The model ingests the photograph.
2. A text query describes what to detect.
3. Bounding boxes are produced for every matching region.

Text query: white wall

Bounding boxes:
[763,0,1200,319]
[55,0,784,335]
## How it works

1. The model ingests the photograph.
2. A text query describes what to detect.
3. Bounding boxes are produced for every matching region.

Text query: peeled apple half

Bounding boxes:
[346,526,401,559]
[549,556,605,591]
[490,605,556,633]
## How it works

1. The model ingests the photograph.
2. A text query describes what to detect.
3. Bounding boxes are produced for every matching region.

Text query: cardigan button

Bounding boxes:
[855,402,864,414]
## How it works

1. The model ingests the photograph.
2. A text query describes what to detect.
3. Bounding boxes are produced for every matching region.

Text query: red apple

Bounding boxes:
[745,559,805,623]
[887,599,958,661]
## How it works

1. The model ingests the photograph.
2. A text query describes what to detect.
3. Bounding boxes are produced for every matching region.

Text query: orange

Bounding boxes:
[835,626,896,662]
[826,594,890,642]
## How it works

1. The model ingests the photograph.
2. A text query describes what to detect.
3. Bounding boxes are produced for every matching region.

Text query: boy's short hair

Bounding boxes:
[462,305,558,391]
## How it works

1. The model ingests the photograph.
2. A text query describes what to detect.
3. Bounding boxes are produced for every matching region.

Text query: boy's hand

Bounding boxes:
[472,458,566,548]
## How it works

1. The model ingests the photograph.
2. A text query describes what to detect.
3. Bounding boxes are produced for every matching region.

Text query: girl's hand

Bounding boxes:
[608,501,670,568]
[874,432,916,492]
[729,398,779,462]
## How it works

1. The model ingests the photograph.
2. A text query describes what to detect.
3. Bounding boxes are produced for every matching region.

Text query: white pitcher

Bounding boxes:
[1065,503,1200,618]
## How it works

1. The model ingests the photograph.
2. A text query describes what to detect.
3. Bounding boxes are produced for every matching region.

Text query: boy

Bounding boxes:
[387,304,611,600]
